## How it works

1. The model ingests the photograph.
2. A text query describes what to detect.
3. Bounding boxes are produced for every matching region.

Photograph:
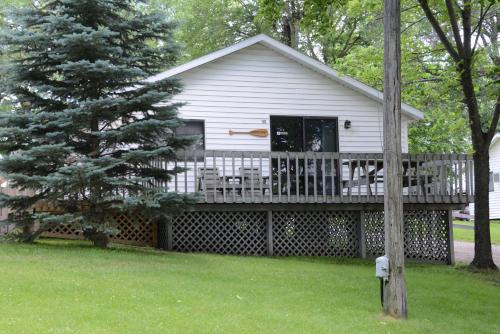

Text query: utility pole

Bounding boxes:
[383,0,407,318]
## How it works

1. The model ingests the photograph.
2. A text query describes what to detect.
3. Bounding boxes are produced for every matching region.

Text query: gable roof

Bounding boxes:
[147,34,424,120]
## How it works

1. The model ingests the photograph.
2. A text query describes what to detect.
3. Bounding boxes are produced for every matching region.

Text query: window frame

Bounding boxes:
[175,119,206,151]
[489,171,495,192]
[270,115,339,153]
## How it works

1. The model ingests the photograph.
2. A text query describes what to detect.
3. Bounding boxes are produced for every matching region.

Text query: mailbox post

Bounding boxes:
[376,255,389,306]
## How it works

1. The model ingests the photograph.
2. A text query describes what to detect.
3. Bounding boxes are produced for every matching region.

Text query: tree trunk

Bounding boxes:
[383,0,407,318]
[459,63,498,271]
[91,232,109,248]
[84,228,109,248]
[21,224,43,244]
[282,18,292,47]
[471,149,497,269]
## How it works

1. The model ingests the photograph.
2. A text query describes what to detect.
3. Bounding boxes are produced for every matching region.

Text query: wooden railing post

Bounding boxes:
[277,153,282,202]
[286,152,291,203]
[295,153,300,203]
[144,150,473,206]
[447,209,455,265]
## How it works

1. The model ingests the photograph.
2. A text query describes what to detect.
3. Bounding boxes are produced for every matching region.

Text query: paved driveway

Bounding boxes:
[454,241,500,264]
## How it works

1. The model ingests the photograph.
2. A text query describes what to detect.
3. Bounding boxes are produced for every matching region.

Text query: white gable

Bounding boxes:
[164,43,412,153]
[150,34,424,120]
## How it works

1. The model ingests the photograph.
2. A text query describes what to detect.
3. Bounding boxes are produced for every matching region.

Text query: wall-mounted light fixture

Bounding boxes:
[344,120,352,129]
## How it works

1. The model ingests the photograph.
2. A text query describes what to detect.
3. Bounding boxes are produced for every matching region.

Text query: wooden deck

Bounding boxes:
[155,151,474,205]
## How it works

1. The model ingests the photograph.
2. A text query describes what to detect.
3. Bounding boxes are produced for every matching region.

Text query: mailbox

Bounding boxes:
[375,255,389,280]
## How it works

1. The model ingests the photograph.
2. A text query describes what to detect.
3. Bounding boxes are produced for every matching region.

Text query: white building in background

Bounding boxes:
[470,133,500,220]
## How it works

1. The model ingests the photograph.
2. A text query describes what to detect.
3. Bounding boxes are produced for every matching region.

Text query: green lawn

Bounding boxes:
[454,220,500,245]
[0,240,499,334]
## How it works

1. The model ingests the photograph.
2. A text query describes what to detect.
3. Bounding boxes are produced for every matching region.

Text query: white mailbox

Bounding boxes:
[375,255,389,280]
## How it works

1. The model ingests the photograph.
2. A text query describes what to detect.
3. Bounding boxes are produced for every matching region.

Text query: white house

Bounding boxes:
[470,133,500,220]
[44,34,472,263]
[141,34,472,264]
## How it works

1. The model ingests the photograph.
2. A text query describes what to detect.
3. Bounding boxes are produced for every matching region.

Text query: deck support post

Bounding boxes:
[166,217,173,251]
[267,210,273,256]
[447,210,455,265]
[359,210,366,259]
[156,219,167,250]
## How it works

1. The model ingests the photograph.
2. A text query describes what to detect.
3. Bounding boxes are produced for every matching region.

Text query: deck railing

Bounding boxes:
[152,151,474,204]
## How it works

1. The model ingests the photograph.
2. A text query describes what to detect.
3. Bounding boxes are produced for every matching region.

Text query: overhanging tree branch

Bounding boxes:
[472,4,495,56]
[417,0,461,62]
[445,0,465,57]
[462,0,473,58]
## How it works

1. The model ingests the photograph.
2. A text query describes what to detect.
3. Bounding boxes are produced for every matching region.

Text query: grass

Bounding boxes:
[453,220,500,245]
[0,239,499,334]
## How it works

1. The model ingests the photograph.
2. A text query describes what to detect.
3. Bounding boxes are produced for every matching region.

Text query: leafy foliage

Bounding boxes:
[0,0,197,244]
[157,0,473,153]
[152,0,262,61]
[416,0,499,269]
[334,1,472,153]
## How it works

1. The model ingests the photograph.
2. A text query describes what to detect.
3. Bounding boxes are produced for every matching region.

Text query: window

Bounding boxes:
[270,116,338,152]
[494,172,500,184]
[489,172,494,192]
[175,120,205,151]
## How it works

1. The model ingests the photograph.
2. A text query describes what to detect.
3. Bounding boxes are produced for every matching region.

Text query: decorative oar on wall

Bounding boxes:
[228,129,269,137]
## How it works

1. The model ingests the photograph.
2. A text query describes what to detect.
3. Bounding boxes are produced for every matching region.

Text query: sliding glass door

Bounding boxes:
[271,116,338,153]
[270,116,339,196]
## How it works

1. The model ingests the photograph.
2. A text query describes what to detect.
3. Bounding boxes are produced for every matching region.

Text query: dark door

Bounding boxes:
[270,116,338,152]
[270,116,339,196]
[303,118,338,195]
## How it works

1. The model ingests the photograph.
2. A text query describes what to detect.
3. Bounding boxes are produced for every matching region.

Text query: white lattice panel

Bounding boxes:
[171,211,267,255]
[272,210,359,257]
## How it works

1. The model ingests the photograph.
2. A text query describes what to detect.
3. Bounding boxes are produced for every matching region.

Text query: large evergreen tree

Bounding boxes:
[0,0,196,247]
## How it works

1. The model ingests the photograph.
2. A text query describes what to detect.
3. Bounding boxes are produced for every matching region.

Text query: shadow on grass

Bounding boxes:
[30,239,371,268]
[268,255,373,267]
[20,238,498,277]
[454,264,500,284]
[33,237,171,258]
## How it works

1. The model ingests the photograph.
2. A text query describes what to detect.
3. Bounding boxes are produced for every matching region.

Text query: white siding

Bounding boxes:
[490,141,500,219]
[171,43,411,153]
[469,139,500,220]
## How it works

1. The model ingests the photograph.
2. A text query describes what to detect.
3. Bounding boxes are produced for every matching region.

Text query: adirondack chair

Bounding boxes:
[239,167,270,198]
[197,167,223,196]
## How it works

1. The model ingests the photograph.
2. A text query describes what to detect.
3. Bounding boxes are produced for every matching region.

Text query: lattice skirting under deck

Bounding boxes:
[271,210,359,257]
[41,207,452,264]
[43,212,155,247]
[363,210,450,263]
[160,209,452,264]
[169,211,268,255]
